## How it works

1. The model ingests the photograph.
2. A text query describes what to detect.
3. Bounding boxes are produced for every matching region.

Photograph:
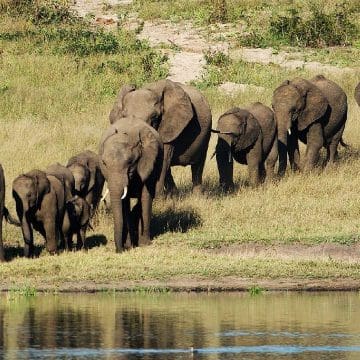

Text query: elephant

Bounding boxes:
[99,117,163,253]
[355,82,360,106]
[213,103,277,190]
[46,163,75,202]
[272,75,348,175]
[67,150,105,216]
[0,164,21,262]
[109,79,212,196]
[12,169,66,257]
[62,195,91,250]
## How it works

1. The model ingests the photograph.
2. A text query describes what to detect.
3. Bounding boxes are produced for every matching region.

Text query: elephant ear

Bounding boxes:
[30,170,50,206]
[158,80,194,143]
[109,84,136,124]
[137,127,162,182]
[292,79,328,132]
[355,82,360,107]
[235,113,261,151]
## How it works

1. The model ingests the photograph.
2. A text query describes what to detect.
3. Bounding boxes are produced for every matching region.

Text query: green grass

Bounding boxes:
[0,1,360,289]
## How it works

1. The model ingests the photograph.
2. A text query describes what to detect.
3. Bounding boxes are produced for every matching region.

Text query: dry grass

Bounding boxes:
[0,6,360,288]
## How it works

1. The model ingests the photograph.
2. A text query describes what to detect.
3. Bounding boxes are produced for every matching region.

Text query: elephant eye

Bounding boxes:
[102,160,107,167]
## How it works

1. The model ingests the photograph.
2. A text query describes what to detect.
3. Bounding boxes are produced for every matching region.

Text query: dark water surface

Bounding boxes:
[0,292,360,359]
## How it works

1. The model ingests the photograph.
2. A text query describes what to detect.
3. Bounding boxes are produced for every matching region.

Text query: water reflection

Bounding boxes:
[0,292,360,359]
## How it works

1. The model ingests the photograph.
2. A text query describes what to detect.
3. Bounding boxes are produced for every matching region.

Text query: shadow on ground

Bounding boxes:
[151,206,202,238]
[85,234,107,249]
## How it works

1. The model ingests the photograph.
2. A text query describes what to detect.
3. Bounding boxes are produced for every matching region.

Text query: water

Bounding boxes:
[0,292,360,359]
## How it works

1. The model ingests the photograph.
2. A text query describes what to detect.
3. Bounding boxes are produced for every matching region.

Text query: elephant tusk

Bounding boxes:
[101,188,109,202]
[210,150,216,160]
[121,186,128,200]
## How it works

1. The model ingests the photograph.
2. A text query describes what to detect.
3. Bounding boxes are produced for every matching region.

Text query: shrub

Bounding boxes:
[270,2,359,47]
[0,0,77,24]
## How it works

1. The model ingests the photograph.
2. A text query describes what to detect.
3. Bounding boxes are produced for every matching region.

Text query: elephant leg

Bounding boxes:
[191,151,207,195]
[288,131,300,172]
[43,218,58,255]
[265,138,278,181]
[156,144,174,198]
[165,169,177,196]
[21,214,34,258]
[216,138,234,191]
[65,233,74,251]
[130,201,141,246]
[325,123,345,167]
[76,228,86,250]
[246,142,262,186]
[303,123,323,172]
[138,185,152,247]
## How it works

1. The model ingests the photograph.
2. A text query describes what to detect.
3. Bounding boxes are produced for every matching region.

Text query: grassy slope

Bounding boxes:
[1,2,360,290]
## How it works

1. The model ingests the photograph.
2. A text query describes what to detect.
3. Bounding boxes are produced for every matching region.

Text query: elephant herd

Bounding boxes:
[0,77,359,261]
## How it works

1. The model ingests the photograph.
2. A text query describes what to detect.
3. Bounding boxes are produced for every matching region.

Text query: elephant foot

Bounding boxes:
[138,237,151,247]
[192,185,202,196]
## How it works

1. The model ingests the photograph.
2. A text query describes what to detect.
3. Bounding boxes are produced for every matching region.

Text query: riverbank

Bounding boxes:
[1,243,360,292]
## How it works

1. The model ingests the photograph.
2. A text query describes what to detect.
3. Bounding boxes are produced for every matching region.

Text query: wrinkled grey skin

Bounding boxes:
[67,150,105,216]
[0,164,21,262]
[12,170,65,257]
[272,75,348,175]
[214,103,277,190]
[99,117,163,253]
[46,163,75,202]
[109,79,212,196]
[355,82,360,107]
[62,195,91,251]
[0,165,4,261]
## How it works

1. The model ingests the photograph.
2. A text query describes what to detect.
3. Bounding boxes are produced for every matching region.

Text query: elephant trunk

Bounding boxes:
[108,177,128,253]
[21,213,33,258]
[278,128,288,177]
[216,137,234,191]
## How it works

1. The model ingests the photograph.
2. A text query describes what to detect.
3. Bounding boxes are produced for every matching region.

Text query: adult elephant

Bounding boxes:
[67,150,105,216]
[355,82,360,106]
[99,117,163,253]
[213,103,277,190]
[272,75,347,175]
[0,164,20,262]
[109,79,212,196]
[12,169,65,257]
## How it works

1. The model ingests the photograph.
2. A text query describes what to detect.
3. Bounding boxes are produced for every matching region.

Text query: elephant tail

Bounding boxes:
[3,207,21,226]
[340,137,349,148]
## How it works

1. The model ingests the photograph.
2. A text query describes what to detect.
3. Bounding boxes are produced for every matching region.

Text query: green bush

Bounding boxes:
[0,0,76,24]
[270,2,359,47]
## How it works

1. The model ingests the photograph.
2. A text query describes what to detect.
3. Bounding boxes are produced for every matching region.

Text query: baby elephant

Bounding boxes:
[12,169,65,257]
[62,196,91,251]
[66,150,105,217]
[213,103,277,190]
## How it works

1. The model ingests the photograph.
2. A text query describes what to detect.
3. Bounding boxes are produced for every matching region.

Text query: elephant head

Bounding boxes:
[99,118,162,252]
[12,170,50,256]
[109,79,194,144]
[66,196,90,230]
[213,108,261,189]
[272,77,328,175]
[355,82,360,107]
[66,162,90,197]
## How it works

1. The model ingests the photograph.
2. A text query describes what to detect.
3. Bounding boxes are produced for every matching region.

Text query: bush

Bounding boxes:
[270,2,359,47]
[0,0,77,24]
